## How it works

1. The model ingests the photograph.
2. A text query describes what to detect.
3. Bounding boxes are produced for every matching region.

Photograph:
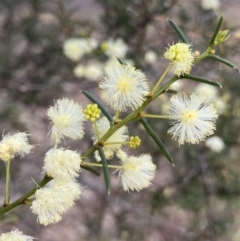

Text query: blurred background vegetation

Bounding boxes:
[1,0,240,240]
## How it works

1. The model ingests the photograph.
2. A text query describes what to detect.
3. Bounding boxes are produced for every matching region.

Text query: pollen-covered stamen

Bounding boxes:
[180,109,198,124]
[116,76,133,92]
[164,43,194,76]
[53,115,70,128]
[84,104,101,122]
[129,136,141,148]
[123,163,139,171]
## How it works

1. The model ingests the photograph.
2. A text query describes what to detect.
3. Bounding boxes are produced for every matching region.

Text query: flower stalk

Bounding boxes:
[151,63,172,94]
[82,161,122,169]
[4,161,11,206]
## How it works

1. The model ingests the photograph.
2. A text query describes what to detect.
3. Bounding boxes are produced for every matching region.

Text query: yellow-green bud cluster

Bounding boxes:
[129,136,141,149]
[84,104,101,122]
[214,30,230,46]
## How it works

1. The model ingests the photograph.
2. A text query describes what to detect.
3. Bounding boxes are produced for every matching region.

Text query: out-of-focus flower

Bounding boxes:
[0,132,33,162]
[105,57,134,68]
[101,38,128,59]
[63,38,96,62]
[73,64,85,78]
[169,80,184,91]
[196,84,228,114]
[201,0,220,10]
[0,228,35,241]
[206,136,225,152]
[214,97,227,114]
[164,43,194,76]
[31,180,81,226]
[99,60,150,112]
[117,150,156,192]
[233,30,240,40]
[88,37,98,49]
[84,63,103,81]
[168,93,218,145]
[38,13,59,26]
[144,50,158,64]
[43,148,82,181]
[93,117,129,161]
[47,98,85,145]
[195,83,219,99]
[73,62,103,81]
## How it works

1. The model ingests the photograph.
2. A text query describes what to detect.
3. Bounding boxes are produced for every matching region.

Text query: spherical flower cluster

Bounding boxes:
[99,60,150,112]
[167,93,218,145]
[84,104,101,122]
[117,150,156,192]
[31,148,82,225]
[31,180,81,226]
[93,116,129,161]
[206,136,225,153]
[63,38,97,62]
[43,148,82,181]
[0,228,35,241]
[47,98,85,145]
[101,38,128,59]
[164,43,194,76]
[129,136,141,149]
[0,132,33,162]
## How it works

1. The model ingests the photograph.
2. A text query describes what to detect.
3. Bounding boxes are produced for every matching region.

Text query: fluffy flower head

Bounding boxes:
[117,150,156,192]
[99,60,150,112]
[168,93,218,145]
[206,136,225,153]
[0,228,35,241]
[43,148,82,181]
[101,38,128,59]
[93,116,129,161]
[164,43,194,76]
[31,180,81,226]
[63,38,96,61]
[0,132,33,162]
[47,98,85,144]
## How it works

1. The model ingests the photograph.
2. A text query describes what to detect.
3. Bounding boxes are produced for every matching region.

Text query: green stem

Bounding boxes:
[0,175,52,216]
[140,114,170,119]
[152,63,172,94]
[104,141,128,146]
[115,109,120,121]
[153,75,180,100]
[194,47,211,64]
[83,162,122,169]
[4,161,11,206]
